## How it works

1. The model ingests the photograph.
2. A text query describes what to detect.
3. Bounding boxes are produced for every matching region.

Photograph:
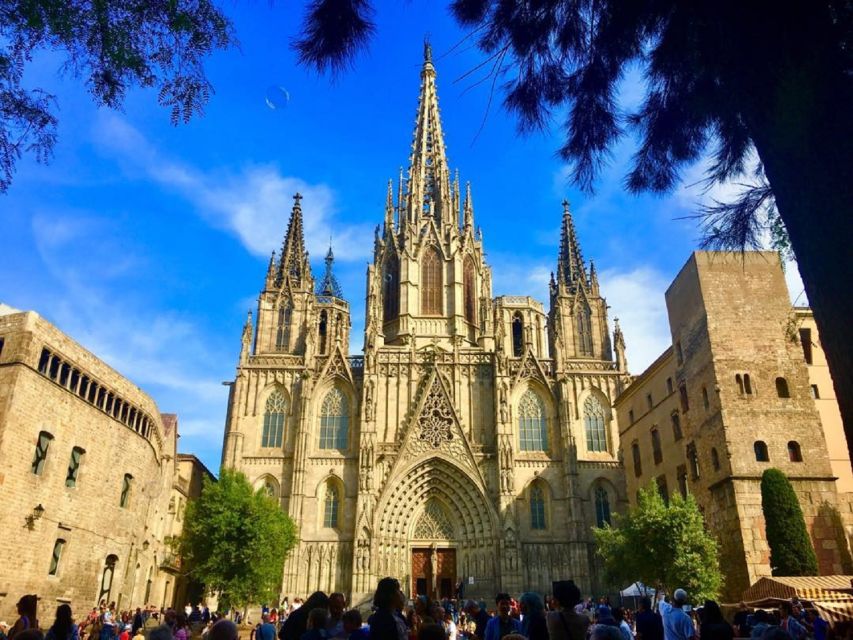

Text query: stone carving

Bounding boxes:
[413,500,454,539]
[416,378,454,448]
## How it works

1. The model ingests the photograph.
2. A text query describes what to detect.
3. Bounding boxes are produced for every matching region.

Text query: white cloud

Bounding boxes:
[601,265,672,374]
[30,213,231,456]
[92,113,373,262]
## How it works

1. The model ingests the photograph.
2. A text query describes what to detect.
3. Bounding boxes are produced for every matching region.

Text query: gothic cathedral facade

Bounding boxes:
[221,46,630,604]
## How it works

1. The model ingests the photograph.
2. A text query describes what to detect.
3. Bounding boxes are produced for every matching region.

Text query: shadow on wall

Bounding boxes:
[815,502,853,574]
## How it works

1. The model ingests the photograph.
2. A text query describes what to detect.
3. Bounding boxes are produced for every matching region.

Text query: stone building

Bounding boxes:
[0,304,211,621]
[221,45,630,604]
[614,252,853,601]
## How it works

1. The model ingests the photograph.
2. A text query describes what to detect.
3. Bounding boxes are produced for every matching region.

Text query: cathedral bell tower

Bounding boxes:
[254,194,316,356]
[548,200,625,373]
[364,42,494,351]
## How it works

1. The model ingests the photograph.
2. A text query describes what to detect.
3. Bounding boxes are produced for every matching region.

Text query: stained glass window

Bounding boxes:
[463,258,476,324]
[518,390,547,452]
[383,254,400,322]
[530,485,546,530]
[262,391,286,448]
[595,486,611,526]
[319,388,349,450]
[421,247,443,315]
[323,483,340,528]
[584,396,608,452]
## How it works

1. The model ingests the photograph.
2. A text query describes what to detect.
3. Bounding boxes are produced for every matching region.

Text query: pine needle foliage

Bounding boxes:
[179,469,298,610]
[594,485,722,603]
[0,0,234,192]
[760,468,819,577]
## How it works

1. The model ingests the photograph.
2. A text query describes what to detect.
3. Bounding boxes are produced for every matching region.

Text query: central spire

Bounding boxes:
[406,38,451,225]
[557,199,589,292]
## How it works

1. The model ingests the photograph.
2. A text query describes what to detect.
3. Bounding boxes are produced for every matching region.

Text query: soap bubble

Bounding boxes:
[265,85,290,110]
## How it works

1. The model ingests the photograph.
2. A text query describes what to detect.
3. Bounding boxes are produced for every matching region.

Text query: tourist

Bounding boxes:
[326,594,346,639]
[172,614,190,640]
[149,626,172,640]
[44,605,78,640]
[593,625,626,640]
[748,611,772,639]
[519,593,547,640]
[416,625,445,640]
[442,610,457,640]
[341,611,368,640]
[300,609,329,640]
[464,601,490,640]
[779,603,806,640]
[279,593,329,640]
[699,601,732,640]
[255,615,278,640]
[367,578,407,640]
[208,621,237,640]
[9,595,39,640]
[635,598,663,640]
[547,580,589,640]
[131,611,143,638]
[613,608,633,640]
[657,591,695,640]
[484,593,521,640]
[807,610,829,640]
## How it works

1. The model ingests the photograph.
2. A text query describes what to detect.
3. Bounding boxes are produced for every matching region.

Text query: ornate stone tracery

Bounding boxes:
[413,500,454,540]
[417,381,454,448]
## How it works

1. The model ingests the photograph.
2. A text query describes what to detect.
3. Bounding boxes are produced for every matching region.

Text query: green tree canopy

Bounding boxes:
[761,468,818,576]
[594,485,722,603]
[179,469,298,610]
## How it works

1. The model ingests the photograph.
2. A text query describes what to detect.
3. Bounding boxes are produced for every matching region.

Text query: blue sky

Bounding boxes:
[1,1,804,473]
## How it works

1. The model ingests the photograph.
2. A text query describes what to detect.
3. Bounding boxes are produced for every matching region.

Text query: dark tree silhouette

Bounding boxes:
[0,0,234,192]
[297,0,853,464]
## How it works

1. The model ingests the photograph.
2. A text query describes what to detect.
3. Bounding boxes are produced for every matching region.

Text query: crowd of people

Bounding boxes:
[0,581,848,640]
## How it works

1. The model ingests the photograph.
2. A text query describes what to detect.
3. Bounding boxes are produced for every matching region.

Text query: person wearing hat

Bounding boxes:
[657,590,695,640]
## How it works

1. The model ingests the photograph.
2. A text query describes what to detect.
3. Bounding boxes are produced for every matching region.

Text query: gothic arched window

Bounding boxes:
[577,303,593,355]
[584,395,608,452]
[99,554,118,603]
[518,390,548,452]
[530,485,546,530]
[319,387,349,450]
[262,391,286,448]
[512,313,524,357]
[318,310,328,354]
[463,257,477,324]
[421,246,443,315]
[276,303,291,350]
[383,254,400,322]
[595,486,611,527]
[323,482,340,528]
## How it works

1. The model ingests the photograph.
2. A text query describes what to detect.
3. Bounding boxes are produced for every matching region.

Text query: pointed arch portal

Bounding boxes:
[374,456,498,601]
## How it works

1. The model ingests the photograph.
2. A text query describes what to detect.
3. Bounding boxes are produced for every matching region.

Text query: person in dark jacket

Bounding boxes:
[635,598,663,640]
[367,578,407,640]
[700,601,733,640]
[278,593,328,640]
[520,593,548,640]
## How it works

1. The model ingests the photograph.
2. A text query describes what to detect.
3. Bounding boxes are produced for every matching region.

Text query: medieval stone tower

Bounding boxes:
[221,44,630,604]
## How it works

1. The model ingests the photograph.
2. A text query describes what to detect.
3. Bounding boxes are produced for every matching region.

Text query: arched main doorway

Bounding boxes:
[373,456,499,600]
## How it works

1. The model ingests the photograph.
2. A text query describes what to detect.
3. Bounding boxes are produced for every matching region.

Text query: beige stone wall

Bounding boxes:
[794,310,853,494]
[0,310,186,621]
[615,252,853,602]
